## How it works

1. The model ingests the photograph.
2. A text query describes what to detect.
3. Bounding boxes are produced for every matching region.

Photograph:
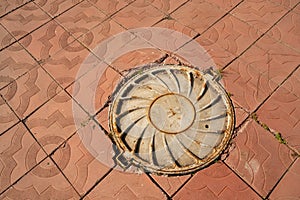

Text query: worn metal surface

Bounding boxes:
[109,65,235,175]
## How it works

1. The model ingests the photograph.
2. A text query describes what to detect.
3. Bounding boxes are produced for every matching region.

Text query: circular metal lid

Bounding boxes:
[109,65,235,175]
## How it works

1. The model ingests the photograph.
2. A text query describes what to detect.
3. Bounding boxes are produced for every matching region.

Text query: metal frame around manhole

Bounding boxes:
[108,64,235,175]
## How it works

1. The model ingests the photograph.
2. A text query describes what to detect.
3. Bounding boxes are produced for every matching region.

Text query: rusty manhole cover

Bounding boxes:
[109,64,235,175]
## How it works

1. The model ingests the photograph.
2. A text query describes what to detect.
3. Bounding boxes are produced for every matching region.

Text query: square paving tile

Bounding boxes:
[257,68,300,153]
[240,35,300,86]
[0,157,79,199]
[19,20,73,62]
[25,90,89,154]
[199,14,261,57]
[225,120,295,197]
[267,10,300,52]
[0,42,37,89]
[35,0,83,17]
[0,0,30,17]
[206,0,243,12]
[231,0,288,33]
[88,0,134,16]
[171,0,225,34]
[112,0,165,29]
[0,23,16,50]
[151,174,190,197]
[149,0,187,14]
[0,67,60,119]
[269,158,300,199]
[85,169,166,199]
[0,97,19,134]
[42,40,100,89]
[78,18,126,51]
[69,63,122,115]
[0,2,50,40]
[173,162,260,200]
[55,1,107,39]
[269,0,299,9]
[51,120,112,196]
[0,123,47,194]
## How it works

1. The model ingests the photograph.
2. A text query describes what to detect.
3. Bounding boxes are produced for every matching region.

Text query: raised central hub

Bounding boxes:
[149,93,195,134]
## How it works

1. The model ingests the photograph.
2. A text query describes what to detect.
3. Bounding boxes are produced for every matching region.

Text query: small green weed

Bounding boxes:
[275,132,286,144]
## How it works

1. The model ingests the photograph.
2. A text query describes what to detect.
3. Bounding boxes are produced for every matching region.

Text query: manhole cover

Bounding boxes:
[109,64,235,175]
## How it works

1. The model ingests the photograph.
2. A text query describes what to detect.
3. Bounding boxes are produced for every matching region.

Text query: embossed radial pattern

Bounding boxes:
[109,65,235,175]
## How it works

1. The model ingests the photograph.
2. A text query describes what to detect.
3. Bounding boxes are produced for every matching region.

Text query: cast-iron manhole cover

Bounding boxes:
[109,65,235,175]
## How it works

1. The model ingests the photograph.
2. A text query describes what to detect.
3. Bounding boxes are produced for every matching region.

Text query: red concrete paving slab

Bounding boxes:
[0,97,18,134]
[171,0,225,34]
[206,0,243,12]
[78,18,126,51]
[110,48,165,73]
[55,1,107,39]
[225,120,295,197]
[241,35,300,86]
[173,162,260,200]
[0,43,37,89]
[267,10,300,52]
[19,20,73,62]
[149,0,187,14]
[0,0,30,17]
[88,0,135,16]
[0,157,79,199]
[25,90,89,154]
[232,101,249,128]
[85,169,166,199]
[42,40,100,89]
[0,24,16,50]
[153,18,198,39]
[112,0,165,29]
[0,67,60,119]
[52,121,112,196]
[194,36,236,69]
[269,0,299,9]
[257,69,300,153]
[231,0,288,33]
[69,63,121,115]
[270,158,300,200]
[96,106,109,132]
[200,14,261,57]
[0,123,47,194]
[35,0,83,17]
[0,2,50,40]
[151,174,190,196]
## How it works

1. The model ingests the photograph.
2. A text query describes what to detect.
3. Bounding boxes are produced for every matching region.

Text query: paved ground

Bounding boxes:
[0,0,299,199]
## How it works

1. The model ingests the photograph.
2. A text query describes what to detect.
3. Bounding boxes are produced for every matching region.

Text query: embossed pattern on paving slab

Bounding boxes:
[109,65,235,175]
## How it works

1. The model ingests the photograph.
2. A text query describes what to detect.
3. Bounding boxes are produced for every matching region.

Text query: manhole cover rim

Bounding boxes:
[108,64,235,175]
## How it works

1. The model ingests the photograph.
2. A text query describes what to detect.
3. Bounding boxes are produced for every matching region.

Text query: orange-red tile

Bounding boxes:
[88,0,135,16]
[19,20,73,62]
[270,158,300,199]
[0,123,47,194]
[112,0,165,29]
[55,1,107,39]
[207,0,243,12]
[257,68,300,153]
[0,97,19,134]
[151,174,190,196]
[267,11,300,52]
[174,162,260,200]
[0,158,79,199]
[35,0,83,17]
[0,43,37,89]
[85,169,166,199]
[78,18,126,51]
[171,0,225,34]
[0,0,30,17]
[0,24,16,50]
[0,67,60,119]
[42,40,99,89]
[150,0,187,14]
[0,2,50,40]
[52,120,112,196]
[225,120,295,197]
[231,0,288,33]
[26,90,89,154]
